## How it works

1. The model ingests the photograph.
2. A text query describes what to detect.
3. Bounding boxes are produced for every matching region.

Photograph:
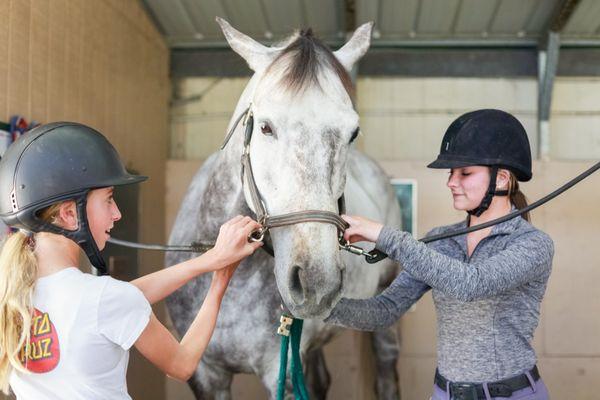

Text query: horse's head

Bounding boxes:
[218,18,372,318]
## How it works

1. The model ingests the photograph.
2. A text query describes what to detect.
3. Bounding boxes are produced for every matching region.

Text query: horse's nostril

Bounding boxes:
[288,265,305,305]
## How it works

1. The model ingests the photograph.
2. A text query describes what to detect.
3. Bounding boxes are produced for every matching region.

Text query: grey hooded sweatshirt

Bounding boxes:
[326,215,554,383]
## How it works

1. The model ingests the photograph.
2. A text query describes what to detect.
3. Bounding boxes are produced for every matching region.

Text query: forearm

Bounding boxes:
[134,277,230,382]
[131,250,223,304]
[326,297,407,331]
[173,280,226,377]
[376,226,553,301]
[326,271,429,331]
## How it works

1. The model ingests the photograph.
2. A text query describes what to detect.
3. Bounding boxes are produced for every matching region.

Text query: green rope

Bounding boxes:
[276,317,309,400]
[277,330,290,399]
[290,319,309,399]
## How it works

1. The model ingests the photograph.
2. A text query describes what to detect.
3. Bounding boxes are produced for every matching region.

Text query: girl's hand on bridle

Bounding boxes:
[211,215,263,268]
[341,215,384,244]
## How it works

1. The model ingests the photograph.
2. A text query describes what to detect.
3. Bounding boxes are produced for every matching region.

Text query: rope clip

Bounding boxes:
[277,315,293,337]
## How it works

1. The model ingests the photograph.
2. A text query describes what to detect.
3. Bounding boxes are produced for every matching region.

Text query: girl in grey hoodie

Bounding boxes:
[327,109,553,400]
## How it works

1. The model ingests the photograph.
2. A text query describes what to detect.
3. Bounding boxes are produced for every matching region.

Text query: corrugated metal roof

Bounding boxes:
[563,0,600,34]
[141,0,600,48]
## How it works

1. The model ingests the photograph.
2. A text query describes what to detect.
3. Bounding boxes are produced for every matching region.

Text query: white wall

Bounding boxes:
[171,78,250,159]
[170,76,600,163]
[356,77,539,161]
[551,77,600,159]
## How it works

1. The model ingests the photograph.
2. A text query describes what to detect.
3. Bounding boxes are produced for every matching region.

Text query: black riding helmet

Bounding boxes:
[427,109,532,216]
[0,122,147,274]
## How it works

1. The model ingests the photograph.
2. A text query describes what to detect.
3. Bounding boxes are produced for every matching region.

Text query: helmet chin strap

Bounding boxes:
[467,167,509,217]
[31,192,108,275]
[71,195,107,275]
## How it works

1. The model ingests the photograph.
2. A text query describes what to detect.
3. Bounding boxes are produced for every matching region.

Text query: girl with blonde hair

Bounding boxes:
[0,122,262,399]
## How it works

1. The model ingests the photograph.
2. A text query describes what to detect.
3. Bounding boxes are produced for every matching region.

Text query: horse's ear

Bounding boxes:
[216,17,278,72]
[333,22,373,72]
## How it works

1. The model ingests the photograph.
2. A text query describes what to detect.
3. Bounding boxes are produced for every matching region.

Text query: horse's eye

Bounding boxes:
[349,127,359,143]
[260,122,273,136]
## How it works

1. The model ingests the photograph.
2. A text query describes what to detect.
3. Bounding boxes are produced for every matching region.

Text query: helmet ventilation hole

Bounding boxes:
[10,190,18,212]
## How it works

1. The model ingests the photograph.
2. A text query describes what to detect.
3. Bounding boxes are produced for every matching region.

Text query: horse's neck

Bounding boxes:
[196,154,248,231]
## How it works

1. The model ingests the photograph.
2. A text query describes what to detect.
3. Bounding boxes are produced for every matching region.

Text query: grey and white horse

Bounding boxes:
[166,18,403,399]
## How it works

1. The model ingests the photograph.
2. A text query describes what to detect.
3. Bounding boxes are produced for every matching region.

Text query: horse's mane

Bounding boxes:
[266,29,355,101]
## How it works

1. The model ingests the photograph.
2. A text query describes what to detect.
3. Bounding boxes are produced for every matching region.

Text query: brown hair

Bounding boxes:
[508,172,530,222]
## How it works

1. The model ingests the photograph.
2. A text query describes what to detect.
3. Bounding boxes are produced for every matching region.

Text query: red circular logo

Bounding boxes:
[20,308,60,373]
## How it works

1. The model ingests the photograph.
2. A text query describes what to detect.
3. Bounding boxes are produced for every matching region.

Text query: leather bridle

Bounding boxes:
[221,104,385,263]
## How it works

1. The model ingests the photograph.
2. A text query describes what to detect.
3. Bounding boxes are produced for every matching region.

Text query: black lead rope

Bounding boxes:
[109,160,600,262]
[419,160,600,244]
[361,160,600,263]
[107,237,213,253]
[366,162,600,264]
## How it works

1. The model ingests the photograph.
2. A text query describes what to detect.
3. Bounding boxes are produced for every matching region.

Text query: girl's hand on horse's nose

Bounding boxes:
[212,216,263,267]
[341,215,383,244]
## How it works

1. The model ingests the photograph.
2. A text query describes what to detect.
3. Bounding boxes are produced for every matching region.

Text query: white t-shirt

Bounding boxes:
[10,267,151,399]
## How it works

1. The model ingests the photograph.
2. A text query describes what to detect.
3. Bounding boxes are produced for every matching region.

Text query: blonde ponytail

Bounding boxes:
[0,231,37,393]
[0,203,61,394]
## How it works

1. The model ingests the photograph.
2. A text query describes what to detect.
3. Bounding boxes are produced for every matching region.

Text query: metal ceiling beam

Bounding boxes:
[171,47,600,78]
[165,37,600,50]
[360,48,536,77]
[556,48,600,75]
[549,0,582,32]
[537,0,582,159]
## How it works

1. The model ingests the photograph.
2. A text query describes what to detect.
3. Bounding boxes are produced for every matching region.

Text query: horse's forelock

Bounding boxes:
[265,30,355,103]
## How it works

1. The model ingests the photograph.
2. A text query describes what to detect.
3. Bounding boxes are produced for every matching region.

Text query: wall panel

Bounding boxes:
[0,1,169,399]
